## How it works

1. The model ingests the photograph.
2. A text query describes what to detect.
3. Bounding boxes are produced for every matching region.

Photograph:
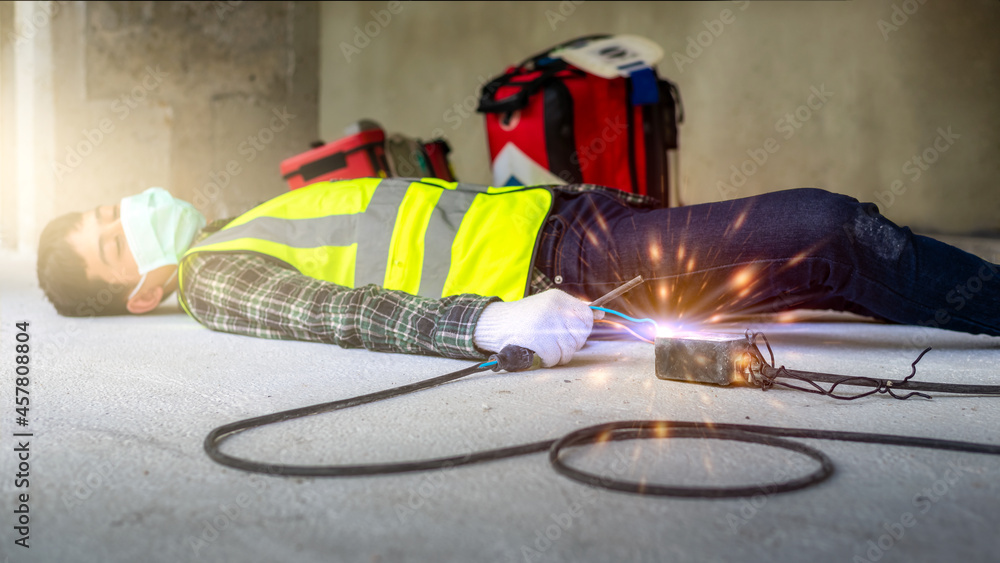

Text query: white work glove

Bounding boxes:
[473,289,604,368]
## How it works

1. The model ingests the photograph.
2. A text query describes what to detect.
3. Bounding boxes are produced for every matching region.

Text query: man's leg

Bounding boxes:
[544,188,1000,336]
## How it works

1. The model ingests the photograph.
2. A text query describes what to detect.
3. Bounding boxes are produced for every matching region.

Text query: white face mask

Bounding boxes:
[120,187,206,299]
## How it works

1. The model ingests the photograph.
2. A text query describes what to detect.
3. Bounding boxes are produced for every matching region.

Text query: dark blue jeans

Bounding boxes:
[536,187,1000,336]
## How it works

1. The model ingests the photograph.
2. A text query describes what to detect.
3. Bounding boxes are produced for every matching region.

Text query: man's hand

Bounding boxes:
[473,289,603,367]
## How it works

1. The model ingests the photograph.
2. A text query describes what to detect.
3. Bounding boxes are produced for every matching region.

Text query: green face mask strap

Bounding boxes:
[126,267,178,302]
[127,272,149,301]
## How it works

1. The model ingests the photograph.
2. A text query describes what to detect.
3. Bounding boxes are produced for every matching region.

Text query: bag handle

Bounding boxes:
[477,62,567,114]
[476,34,611,115]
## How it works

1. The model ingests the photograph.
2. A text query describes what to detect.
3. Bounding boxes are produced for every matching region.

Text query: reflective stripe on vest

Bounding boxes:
[179,178,553,306]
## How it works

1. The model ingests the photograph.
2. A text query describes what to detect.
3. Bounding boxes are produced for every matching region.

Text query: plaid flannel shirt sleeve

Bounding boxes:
[551,183,661,208]
[181,250,499,360]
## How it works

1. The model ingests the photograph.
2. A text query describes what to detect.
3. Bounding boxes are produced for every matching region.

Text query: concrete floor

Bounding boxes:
[1,248,999,563]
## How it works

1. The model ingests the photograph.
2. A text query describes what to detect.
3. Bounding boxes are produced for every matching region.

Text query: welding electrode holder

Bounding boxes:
[482,275,646,373]
[487,345,535,372]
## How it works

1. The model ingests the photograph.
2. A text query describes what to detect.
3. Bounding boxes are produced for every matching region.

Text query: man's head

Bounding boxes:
[37,189,205,317]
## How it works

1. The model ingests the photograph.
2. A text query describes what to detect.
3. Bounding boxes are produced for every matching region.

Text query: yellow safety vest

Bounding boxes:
[178,177,553,316]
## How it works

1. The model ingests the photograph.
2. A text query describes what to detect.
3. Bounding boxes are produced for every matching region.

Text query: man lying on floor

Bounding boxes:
[36,178,1000,367]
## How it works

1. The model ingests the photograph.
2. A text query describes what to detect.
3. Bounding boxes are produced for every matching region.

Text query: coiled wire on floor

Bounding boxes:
[204,343,1000,499]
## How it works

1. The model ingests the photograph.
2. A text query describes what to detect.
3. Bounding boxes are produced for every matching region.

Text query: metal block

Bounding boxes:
[654,334,750,386]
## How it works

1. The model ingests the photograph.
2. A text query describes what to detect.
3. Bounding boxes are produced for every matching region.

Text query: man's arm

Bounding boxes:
[181,252,499,359]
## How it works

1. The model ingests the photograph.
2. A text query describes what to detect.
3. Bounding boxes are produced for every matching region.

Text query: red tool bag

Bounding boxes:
[281,127,389,190]
[280,121,456,190]
[477,35,682,207]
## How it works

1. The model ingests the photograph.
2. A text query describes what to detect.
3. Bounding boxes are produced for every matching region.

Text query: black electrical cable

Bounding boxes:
[745,331,1000,400]
[204,345,1000,499]
[204,345,549,477]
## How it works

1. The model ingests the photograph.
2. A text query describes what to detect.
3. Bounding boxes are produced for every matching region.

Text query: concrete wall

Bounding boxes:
[319,0,1000,235]
[0,0,319,252]
[0,1,19,249]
